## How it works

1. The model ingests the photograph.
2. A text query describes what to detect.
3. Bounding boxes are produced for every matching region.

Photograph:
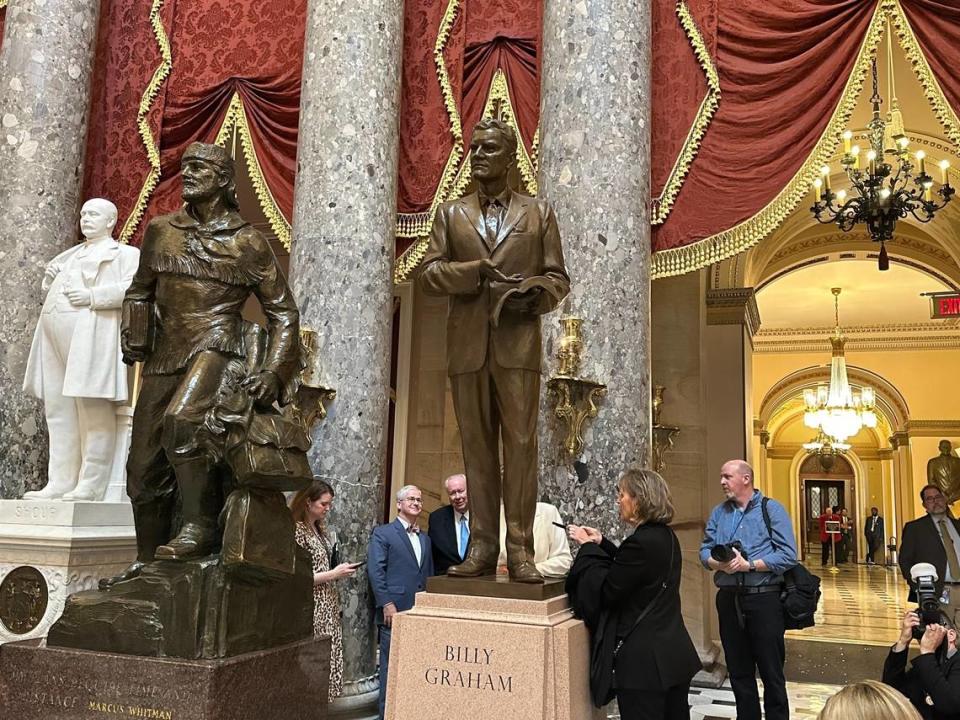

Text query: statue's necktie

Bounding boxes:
[939,519,960,580]
[459,515,470,560]
[484,200,501,245]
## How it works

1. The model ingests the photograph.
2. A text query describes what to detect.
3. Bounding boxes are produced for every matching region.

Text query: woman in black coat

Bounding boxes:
[568,468,701,720]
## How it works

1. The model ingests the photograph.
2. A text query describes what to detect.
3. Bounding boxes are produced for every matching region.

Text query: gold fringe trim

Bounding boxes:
[651,0,892,278]
[651,0,721,225]
[215,93,292,250]
[119,0,172,243]
[888,0,960,148]
[394,0,464,283]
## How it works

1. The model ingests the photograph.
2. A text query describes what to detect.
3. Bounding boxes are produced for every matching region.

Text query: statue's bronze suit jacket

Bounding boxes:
[420,190,569,377]
[419,189,568,563]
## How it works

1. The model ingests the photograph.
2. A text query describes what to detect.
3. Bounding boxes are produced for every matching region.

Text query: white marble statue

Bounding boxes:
[22,199,140,501]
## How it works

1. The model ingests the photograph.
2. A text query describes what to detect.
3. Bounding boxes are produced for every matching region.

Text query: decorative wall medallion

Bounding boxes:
[0,566,48,635]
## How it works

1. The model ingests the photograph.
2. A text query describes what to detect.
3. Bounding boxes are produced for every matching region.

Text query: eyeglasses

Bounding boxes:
[403,498,423,505]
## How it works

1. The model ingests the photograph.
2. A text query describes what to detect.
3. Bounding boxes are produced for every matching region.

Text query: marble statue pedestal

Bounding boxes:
[0,499,135,643]
[384,590,603,720]
[0,636,330,719]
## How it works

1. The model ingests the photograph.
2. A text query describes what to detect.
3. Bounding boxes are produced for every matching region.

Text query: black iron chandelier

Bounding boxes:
[810,55,953,270]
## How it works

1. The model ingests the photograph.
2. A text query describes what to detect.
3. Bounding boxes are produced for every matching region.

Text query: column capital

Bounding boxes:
[706,287,761,337]
[889,430,911,450]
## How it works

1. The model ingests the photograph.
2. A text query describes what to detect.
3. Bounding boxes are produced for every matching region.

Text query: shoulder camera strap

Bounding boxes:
[613,528,676,656]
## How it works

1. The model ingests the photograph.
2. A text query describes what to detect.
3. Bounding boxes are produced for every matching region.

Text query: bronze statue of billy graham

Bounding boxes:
[103,141,301,587]
[418,118,570,584]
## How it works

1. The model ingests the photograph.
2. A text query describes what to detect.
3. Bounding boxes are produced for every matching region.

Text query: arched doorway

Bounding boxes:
[798,454,855,561]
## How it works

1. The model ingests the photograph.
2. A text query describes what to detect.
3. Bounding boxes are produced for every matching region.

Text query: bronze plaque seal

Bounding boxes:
[0,566,48,634]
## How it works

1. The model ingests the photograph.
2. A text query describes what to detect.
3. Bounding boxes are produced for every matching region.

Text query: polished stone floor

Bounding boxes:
[786,561,905,644]
[606,680,843,718]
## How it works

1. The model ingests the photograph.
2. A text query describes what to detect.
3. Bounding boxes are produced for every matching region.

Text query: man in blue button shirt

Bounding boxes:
[700,460,797,720]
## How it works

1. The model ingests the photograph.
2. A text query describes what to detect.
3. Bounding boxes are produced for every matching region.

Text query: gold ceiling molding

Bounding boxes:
[214,93,291,250]
[769,231,952,264]
[651,0,721,225]
[754,332,960,354]
[118,0,172,243]
[650,1,891,279]
[905,420,960,437]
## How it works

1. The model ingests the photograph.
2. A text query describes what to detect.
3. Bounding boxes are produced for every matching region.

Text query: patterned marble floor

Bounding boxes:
[605,680,842,718]
[785,561,906,644]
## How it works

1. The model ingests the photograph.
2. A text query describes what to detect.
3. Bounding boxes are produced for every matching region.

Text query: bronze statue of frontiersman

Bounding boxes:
[103,142,300,587]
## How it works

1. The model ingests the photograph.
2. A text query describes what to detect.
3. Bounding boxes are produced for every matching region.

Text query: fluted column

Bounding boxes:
[288,0,403,715]
[537,0,652,536]
[0,0,101,498]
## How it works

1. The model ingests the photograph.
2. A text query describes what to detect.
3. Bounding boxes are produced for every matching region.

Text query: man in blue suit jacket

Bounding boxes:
[429,474,471,575]
[368,484,433,720]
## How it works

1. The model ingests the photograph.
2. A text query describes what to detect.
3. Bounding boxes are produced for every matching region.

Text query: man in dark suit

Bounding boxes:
[900,484,960,626]
[418,118,569,584]
[368,485,434,720]
[865,506,885,565]
[428,474,470,575]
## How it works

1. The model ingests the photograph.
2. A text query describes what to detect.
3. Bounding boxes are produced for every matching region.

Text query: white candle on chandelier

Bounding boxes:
[842,130,852,154]
[940,159,950,186]
[923,181,933,202]
[851,145,860,169]
[813,177,822,202]
[879,187,891,205]
[867,149,877,175]
[820,165,831,191]
[916,150,926,176]
[836,189,847,204]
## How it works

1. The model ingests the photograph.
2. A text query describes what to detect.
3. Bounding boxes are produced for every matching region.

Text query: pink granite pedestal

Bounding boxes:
[384,590,603,720]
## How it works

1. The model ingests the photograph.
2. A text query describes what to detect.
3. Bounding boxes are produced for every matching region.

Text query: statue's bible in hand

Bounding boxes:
[22,199,140,501]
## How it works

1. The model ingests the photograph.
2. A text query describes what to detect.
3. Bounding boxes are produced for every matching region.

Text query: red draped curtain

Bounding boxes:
[0,4,6,51]
[82,0,960,274]
[83,0,304,247]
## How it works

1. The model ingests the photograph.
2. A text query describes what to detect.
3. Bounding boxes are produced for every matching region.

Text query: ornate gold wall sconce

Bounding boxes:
[295,327,337,429]
[651,385,680,473]
[547,315,606,458]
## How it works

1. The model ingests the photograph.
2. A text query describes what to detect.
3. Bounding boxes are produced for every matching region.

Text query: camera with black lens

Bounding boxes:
[910,562,944,640]
[711,540,748,564]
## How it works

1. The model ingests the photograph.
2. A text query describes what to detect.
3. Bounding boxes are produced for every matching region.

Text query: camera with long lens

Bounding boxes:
[711,540,748,563]
[910,562,944,640]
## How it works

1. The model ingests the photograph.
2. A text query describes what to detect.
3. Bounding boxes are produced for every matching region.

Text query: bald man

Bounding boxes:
[23,198,140,501]
[699,460,797,720]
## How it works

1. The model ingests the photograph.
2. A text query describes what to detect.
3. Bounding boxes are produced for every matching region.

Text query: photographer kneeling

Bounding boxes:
[884,564,960,719]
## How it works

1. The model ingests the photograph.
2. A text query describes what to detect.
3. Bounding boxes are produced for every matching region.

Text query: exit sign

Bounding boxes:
[931,293,960,318]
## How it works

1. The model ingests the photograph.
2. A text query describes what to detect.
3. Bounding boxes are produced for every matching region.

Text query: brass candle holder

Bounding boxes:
[293,327,337,430]
[651,384,680,473]
[547,315,606,458]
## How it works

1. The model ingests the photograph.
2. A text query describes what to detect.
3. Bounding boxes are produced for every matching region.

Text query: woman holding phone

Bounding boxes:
[291,478,358,701]
[568,468,701,720]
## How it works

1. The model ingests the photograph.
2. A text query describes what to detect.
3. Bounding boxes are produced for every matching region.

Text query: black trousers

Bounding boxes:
[821,540,831,565]
[717,590,789,720]
[866,536,881,563]
[616,683,690,720]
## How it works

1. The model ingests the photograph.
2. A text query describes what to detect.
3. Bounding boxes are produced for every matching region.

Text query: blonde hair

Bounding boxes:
[618,468,674,525]
[818,681,921,720]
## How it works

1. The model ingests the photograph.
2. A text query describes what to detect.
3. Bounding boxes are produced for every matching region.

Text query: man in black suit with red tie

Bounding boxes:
[429,474,471,575]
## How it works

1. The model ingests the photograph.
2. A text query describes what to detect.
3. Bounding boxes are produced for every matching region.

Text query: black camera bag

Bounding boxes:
[761,497,822,630]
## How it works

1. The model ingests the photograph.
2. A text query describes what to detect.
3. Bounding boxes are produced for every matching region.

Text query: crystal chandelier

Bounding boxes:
[803,288,877,443]
[810,30,953,271]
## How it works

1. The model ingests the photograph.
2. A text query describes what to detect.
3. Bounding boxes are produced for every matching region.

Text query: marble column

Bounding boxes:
[288,0,403,714]
[0,0,101,498]
[537,0,652,536]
